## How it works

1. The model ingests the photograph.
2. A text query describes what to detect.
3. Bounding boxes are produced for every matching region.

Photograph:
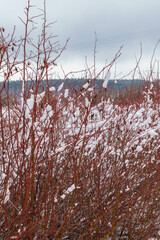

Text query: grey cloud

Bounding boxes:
[1,0,160,75]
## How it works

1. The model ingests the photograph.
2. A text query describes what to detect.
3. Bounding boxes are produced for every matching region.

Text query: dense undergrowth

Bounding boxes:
[0,79,160,239]
[0,1,160,239]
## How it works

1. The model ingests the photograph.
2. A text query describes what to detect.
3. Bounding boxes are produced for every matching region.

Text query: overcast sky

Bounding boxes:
[1,0,160,79]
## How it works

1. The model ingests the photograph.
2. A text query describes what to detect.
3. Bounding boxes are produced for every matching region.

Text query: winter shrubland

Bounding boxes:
[0,1,160,239]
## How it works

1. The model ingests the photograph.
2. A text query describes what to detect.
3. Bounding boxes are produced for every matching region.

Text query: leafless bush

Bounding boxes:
[0,1,160,240]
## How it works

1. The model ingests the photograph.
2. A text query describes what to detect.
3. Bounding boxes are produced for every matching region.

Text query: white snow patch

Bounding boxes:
[66,184,76,194]
[103,71,111,88]
[61,184,76,199]
[75,108,80,117]
[61,194,66,199]
[56,146,66,153]
[26,98,34,110]
[46,105,52,112]
[136,146,143,152]
[87,87,93,91]
[83,82,89,89]
[57,82,64,92]
[49,86,56,91]
[85,98,90,107]
[148,129,158,137]
[64,89,69,98]
[36,92,45,103]
[125,186,130,192]
[1,172,6,180]
[4,185,10,204]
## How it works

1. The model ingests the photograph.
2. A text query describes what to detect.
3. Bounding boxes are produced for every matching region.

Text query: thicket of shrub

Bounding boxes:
[0,1,160,239]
